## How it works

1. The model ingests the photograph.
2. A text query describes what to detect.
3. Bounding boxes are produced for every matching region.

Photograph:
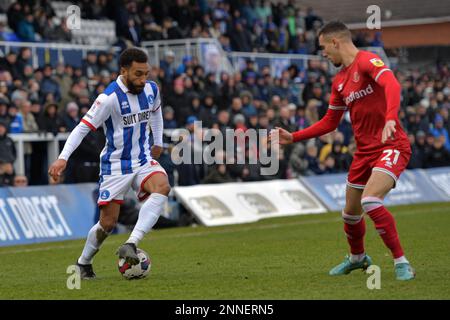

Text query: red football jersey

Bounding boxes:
[329,50,409,154]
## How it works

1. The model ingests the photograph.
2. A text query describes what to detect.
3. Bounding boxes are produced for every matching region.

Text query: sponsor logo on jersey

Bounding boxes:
[337,83,343,92]
[121,101,129,109]
[147,94,154,104]
[344,84,374,105]
[353,72,360,83]
[123,110,151,126]
[370,58,384,67]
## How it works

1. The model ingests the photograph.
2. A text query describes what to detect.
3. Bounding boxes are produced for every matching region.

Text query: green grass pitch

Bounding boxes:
[0,202,449,300]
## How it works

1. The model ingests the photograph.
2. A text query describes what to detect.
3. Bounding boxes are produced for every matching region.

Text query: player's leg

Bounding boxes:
[329,185,372,275]
[343,185,366,261]
[117,165,170,265]
[329,153,375,276]
[77,201,121,278]
[127,172,170,245]
[77,174,131,277]
[362,170,415,280]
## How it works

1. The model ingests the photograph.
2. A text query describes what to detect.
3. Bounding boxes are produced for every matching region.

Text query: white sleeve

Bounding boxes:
[149,82,163,147]
[151,83,161,113]
[81,93,113,130]
[150,104,163,147]
[58,122,91,160]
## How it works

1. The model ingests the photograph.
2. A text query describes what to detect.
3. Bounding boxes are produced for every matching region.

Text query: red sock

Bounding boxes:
[342,212,366,255]
[366,206,404,259]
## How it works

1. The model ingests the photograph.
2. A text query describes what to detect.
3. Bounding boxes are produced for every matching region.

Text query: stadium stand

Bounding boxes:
[0,0,448,192]
[51,1,116,45]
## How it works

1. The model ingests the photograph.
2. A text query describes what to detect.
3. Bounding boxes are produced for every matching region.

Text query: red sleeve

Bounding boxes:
[359,52,400,121]
[292,108,344,142]
[376,68,401,121]
[359,51,390,81]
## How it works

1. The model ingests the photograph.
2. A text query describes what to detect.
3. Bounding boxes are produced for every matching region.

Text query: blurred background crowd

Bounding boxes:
[0,0,449,188]
[0,0,383,52]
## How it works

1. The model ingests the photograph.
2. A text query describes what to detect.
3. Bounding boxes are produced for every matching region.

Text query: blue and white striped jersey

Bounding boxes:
[81,76,163,176]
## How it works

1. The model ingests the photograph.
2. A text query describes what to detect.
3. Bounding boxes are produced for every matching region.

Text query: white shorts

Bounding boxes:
[97,160,167,206]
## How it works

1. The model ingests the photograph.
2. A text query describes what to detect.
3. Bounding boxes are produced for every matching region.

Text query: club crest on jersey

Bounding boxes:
[370,58,385,67]
[100,190,110,200]
[147,94,154,105]
[353,72,360,83]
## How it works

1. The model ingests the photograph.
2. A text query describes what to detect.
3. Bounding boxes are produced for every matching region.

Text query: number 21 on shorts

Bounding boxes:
[381,149,400,165]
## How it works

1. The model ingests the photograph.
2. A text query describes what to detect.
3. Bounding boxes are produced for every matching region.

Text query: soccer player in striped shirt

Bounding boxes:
[49,48,170,279]
[271,22,415,280]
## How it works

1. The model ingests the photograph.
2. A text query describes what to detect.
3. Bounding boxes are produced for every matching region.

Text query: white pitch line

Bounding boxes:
[0,205,448,255]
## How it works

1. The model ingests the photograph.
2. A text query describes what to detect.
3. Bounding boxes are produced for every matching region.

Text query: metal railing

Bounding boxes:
[9,132,70,175]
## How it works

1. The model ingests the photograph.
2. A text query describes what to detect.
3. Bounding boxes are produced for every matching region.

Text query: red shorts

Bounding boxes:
[347,146,411,189]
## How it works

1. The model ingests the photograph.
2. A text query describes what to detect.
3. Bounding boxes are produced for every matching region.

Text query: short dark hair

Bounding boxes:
[318,21,351,39]
[119,48,148,68]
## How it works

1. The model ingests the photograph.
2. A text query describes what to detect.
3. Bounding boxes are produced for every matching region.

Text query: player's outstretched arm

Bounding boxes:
[48,93,111,182]
[271,127,293,145]
[270,108,345,145]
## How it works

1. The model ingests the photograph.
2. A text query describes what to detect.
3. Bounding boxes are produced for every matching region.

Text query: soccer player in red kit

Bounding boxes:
[271,21,415,280]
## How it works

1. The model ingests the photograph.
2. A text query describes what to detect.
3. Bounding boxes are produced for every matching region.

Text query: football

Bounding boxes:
[118,248,151,280]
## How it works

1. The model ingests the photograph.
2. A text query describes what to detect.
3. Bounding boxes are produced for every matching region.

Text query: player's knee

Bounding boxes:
[361,189,386,200]
[154,182,171,196]
[344,203,362,215]
[360,196,383,214]
[100,217,117,233]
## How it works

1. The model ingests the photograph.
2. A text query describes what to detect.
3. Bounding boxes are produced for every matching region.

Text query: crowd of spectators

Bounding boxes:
[0,0,71,43]
[0,1,448,188]
[97,0,384,54]
[68,0,325,54]
[0,1,383,54]
[151,53,450,185]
